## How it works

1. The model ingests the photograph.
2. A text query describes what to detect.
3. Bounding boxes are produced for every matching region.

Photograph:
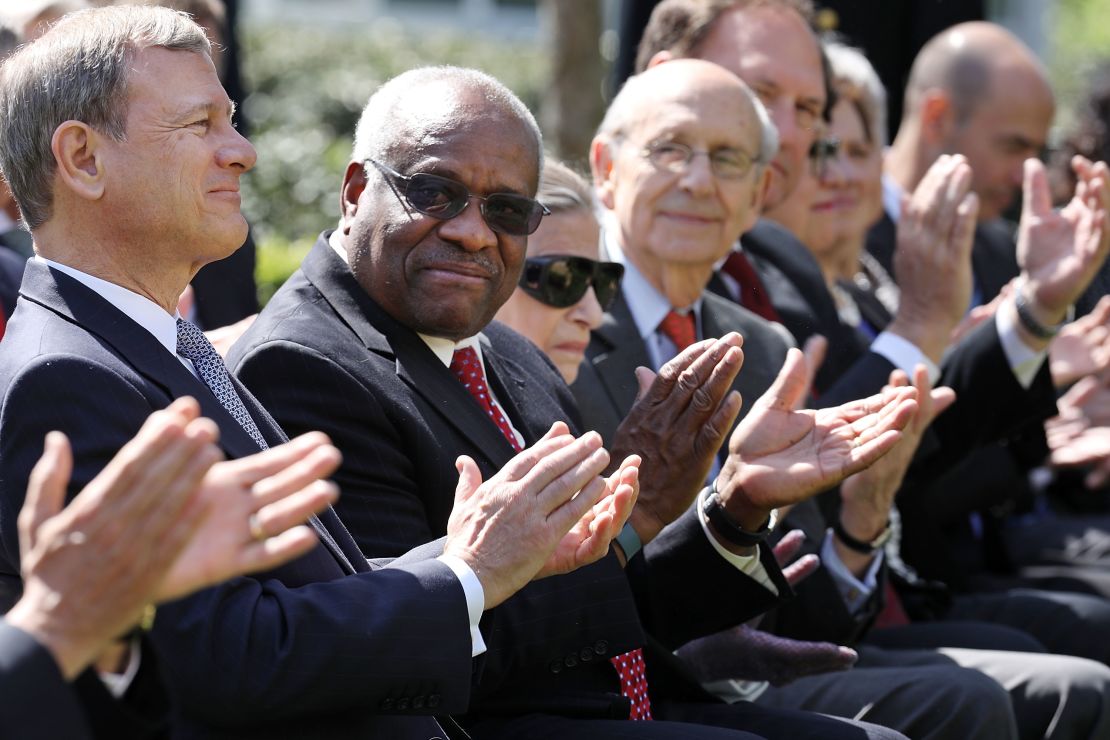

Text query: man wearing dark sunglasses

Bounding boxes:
[230,64,918,740]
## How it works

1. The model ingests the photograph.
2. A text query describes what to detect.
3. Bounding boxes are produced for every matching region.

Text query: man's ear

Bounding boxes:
[743,166,772,231]
[339,160,367,235]
[647,50,674,69]
[590,137,617,211]
[919,90,955,147]
[51,121,105,201]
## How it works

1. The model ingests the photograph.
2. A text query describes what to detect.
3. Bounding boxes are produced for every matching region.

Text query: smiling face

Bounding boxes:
[495,208,604,383]
[803,98,884,257]
[341,91,540,341]
[99,46,255,272]
[694,5,826,211]
[596,65,764,279]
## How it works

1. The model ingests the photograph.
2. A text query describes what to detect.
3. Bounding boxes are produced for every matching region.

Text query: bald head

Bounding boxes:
[906,22,1051,124]
[599,58,776,164]
[893,22,1054,220]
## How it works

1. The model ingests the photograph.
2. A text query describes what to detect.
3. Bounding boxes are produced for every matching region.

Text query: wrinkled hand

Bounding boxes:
[1018,157,1110,327]
[772,529,820,587]
[838,365,955,544]
[610,334,745,544]
[446,423,636,609]
[157,430,341,603]
[714,349,918,531]
[1051,296,1110,388]
[676,623,857,686]
[9,400,219,679]
[1048,425,1110,489]
[889,154,979,363]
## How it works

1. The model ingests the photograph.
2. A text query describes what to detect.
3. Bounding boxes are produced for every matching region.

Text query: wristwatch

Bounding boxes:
[833,518,892,554]
[702,487,777,547]
[1014,288,1068,340]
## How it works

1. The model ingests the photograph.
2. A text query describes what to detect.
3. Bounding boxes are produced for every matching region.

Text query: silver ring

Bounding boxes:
[248,513,266,542]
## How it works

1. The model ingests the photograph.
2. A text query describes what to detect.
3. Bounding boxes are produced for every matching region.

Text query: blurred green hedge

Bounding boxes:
[241,21,546,303]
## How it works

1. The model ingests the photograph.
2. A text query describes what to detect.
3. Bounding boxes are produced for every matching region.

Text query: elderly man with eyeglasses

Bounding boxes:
[227,62,925,739]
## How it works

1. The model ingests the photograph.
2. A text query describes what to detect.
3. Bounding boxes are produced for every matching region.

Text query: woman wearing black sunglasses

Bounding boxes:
[495,159,623,384]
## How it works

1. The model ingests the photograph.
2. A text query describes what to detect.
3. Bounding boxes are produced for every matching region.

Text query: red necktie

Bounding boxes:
[450,346,522,452]
[873,581,911,629]
[611,647,653,720]
[0,302,6,341]
[721,251,781,323]
[658,310,696,352]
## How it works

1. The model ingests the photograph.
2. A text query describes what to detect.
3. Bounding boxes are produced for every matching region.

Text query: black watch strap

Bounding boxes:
[833,518,891,554]
[702,490,772,547]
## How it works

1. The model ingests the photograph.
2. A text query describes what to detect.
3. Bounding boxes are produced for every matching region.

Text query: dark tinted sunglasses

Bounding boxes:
[366,158,550,236]
[519,254,624,310]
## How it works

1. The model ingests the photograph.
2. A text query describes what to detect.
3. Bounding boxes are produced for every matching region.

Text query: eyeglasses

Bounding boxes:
[366,158,551,236]
[640,140,761,180]
[808,137,840,179]
[518,254,624,310]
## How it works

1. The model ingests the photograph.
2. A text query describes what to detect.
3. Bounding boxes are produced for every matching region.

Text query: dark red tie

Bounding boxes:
[658,310,696,352]
[450,346,522,452]
[721,251,781,323]
[611,647,653,720]
[873,581,911,629]
[0,302,6,341]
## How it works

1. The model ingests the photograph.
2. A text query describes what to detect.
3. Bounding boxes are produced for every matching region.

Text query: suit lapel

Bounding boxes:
[481,328,570,445]
[21,262,358,573]
[587,290,653,416]
[300,236,519,471]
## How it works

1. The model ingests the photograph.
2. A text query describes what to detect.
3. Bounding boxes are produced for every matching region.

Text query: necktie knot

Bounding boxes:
[176,318,267,450]
[658,310,696,352]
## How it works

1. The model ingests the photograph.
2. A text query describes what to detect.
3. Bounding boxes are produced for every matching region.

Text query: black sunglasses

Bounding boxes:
[366,158,550,236]
[518,254,624,310]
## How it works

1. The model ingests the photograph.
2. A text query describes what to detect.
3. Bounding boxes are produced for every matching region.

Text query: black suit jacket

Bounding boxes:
[0,246,24,321]
[0,260,473,739]
[0,620,92,740]
[228,233,790,722]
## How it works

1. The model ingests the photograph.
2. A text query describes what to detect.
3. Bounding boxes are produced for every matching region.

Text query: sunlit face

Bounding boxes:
[694,5,826,211]
[98,47,255,272]
[597,72,764,276]
[341,96,539,341]
[495,208,603,384]
[941,65,1053,221]
[803,98,883,256]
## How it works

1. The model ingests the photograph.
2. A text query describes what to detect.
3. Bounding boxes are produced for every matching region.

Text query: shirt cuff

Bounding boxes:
[820,529,884,614]
[97,636,141,699]
[995,301,1049,389]
[696,487,778,596]
[437,554,487,657]
[871,331,941,384]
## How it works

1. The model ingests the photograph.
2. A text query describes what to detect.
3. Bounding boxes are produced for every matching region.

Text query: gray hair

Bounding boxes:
[0,5,211,229]
[537,157,595,215]
[597,66,779,167]
[825,41,888,145]
[351,65,543,184]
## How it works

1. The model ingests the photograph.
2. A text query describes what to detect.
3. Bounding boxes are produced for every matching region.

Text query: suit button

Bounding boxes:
[580,647,594,662]
[594,640,609,656]
[428,694,441,708]
[412,695,425,709]
[549,659,563,674]
[397,698,410,711]
[380,698,394,710]
[564,654,578,668]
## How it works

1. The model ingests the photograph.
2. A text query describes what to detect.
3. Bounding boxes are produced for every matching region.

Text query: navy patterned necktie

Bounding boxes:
[176,318,268,451]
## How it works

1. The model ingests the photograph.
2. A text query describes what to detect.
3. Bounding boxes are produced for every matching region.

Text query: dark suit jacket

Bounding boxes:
[570,281,881,646]
[0,260,473,739]
[0,620,92,740]
[0,246,24,321]
[228,233,790,723]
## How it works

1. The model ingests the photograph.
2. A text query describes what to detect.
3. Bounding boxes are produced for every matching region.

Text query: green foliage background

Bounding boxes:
[1049,0,1110,132]
[240,22,546,303]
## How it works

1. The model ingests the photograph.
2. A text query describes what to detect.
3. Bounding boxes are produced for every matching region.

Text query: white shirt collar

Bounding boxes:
[882,173,905,223]
[419,333,485,368]
[602,227,701,340]
[35,256,180,356]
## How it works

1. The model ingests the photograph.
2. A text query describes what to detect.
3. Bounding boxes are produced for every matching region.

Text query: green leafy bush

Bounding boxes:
[240,21,546,302]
